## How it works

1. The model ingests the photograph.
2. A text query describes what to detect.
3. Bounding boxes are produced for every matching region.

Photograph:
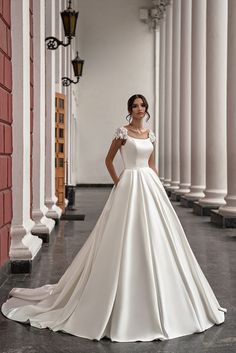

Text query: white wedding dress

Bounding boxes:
[1,126,226,342]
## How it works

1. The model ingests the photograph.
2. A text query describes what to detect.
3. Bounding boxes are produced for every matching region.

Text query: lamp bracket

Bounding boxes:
[45,36,72,50]
[62,76,80,87]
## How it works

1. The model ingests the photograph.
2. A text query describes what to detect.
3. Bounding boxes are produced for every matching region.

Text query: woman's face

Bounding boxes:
[130,98,146,120]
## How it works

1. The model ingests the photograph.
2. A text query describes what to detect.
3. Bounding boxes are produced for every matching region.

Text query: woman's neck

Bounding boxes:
[129,119,144,130]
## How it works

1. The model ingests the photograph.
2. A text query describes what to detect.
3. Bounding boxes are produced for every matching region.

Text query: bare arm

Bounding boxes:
[105,138,124,186]
[148,149,158,175]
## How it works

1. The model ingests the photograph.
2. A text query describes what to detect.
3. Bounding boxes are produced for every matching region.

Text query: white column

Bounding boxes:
[163,3,172,187]
[70,31,80,186]
[186,0,206,200]
[169,0,181,190]
[175,0,192,195]
[10,0,42,262]
[45,0,62,219]
[61,0,69,206]
[71,90,79,185]
[31,0,55,237]
[66,44,72,185]
[153,23,160,174]
[199,0,227,207]
[55,0,62,93]
[219,0,236,216]
[61,0,67,97]
[158,18,166,181]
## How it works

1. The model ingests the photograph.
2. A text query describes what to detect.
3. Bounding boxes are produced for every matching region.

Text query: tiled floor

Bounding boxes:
[0,187,236,353]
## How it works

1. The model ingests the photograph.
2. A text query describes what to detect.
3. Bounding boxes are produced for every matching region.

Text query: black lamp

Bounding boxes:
[45,0,78,50]
[62,51,84,86]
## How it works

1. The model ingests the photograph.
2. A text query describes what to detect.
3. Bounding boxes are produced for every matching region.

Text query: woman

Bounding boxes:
[1,94,226,342]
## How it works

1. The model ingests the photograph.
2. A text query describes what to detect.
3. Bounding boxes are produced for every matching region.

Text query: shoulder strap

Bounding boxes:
[148,129,156,143]
[113,126,128,140]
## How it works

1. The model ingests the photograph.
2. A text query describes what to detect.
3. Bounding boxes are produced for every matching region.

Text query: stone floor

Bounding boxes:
[0,187,236,353]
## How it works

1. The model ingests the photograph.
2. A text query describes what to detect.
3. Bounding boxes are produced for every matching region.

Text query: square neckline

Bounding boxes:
[123,126,150,140]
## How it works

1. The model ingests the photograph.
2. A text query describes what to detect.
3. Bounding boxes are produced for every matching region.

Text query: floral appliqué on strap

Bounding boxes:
[114,126,156,143]
[114,127,128,140]
[149,130,156,143]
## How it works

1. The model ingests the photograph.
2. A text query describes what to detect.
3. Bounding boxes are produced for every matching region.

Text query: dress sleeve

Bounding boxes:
[149,130,156,143]
[113,127,128,140]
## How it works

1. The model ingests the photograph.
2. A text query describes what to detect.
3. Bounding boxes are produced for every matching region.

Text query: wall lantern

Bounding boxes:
[62,51,84,86]
[45,0,78,50]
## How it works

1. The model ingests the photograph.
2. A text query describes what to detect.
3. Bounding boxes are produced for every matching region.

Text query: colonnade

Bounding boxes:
[9,0,79,272]
[158,0,236,226]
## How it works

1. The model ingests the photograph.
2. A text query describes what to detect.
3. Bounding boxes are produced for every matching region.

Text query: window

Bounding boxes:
[59,128,64,138]
[59,143,64,153]
[59,113,64,124]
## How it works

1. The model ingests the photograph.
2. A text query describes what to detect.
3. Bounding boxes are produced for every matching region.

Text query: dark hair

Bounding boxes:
[125,94,150,123]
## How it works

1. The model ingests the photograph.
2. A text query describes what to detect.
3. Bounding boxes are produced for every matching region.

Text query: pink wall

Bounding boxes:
[0,0,12,267]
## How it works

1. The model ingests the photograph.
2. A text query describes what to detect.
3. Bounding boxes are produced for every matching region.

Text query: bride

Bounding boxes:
[1,94,226,342]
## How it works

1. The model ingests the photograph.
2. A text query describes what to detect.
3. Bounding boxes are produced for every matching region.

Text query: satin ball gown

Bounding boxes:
[1,126,226,342]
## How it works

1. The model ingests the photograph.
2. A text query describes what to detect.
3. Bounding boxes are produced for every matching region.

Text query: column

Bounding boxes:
[45,0,62,219]
[218,0,236,217]
[185,0,206,201]
[10,0,42,271]
[168,0,181,191]
[199,0,227,207]
[153,21,160,174]
[31,0,55,240]
[61,0,69,206]
[70,31,80,186]
[163,3,172,187]
[158,17,166,181]
[66,45,72,185]
[61,0,67,97]
[174,0,192,196]
[55,0,62,93]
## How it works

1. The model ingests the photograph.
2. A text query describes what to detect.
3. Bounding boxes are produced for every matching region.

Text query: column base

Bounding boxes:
[166,185,179,191]
[170,187,190,201]
[187,185,205,198]
[211,209,236,229]
[31,216,55,243]
[170,192,181,201]
[185,191,205,199]
[31,208,55,242]
[193,201,219,216]
[199,189,227,207]
[165,187,178,197]
[45,198,62,220]
[9,223,43,273]
[218,196,236,216]
[180,195,199,208]
[174,188,190,195]
[163,179,171,187]
[181,190,204,207]
[218,204,236,216]
[10,248,42,274]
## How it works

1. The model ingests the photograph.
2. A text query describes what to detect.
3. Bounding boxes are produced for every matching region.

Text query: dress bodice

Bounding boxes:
[114,126,156,169]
